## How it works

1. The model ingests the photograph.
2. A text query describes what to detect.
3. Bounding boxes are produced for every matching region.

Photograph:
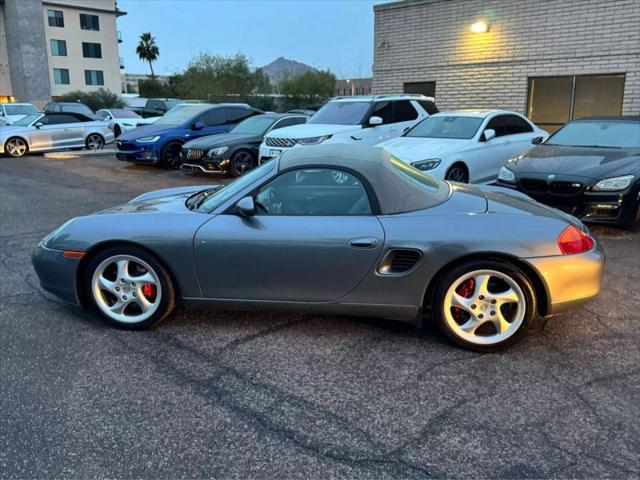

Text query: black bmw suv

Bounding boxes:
[497,116,640,230]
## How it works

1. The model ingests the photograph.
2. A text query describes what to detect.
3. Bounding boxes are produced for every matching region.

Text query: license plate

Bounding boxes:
[269,149,282,157]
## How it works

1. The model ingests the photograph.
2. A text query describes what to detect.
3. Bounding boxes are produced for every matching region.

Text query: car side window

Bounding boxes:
[484,115,507,138]
[393,100,419,122]
[96,110,109,119]
[503,114,534,135]
[226,108,255,125]
[271,116,307,131]
[198,108,226,127]
[38,114,67,125]
[254,168,372,216]
[369,101,393,124]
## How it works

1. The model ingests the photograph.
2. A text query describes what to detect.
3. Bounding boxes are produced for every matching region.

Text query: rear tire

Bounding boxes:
[430,259,536,352]
[83,245,176,329]
[229,150,255,177]
[445,162,469,183]
[114,124,121,138]
[86,133,105,151]
[159,141,183,169]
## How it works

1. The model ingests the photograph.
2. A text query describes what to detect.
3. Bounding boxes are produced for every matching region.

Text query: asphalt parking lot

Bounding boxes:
[1,152,639,479]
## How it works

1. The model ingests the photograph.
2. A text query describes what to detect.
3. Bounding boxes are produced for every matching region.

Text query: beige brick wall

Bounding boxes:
[373,0,640,115]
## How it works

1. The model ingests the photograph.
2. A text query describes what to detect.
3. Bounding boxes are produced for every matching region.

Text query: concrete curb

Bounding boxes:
[45,148,116,158]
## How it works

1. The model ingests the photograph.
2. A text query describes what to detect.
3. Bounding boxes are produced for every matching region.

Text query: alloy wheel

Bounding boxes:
[164,143,182,169]
[5,138,28,157]
[443,269,526,346]
[445,166,468,183]
[232,151,253,176]
[87,134,104,150]
[91,254,162,324]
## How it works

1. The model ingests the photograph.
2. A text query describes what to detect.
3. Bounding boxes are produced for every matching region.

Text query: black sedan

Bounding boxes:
[497,116,640,229]
[180,113,308,177]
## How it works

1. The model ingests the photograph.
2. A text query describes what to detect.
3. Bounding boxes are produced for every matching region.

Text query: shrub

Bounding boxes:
[57,88,124,111]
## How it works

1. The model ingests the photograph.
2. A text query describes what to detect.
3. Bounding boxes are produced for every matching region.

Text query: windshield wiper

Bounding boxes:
[186,187,220,210]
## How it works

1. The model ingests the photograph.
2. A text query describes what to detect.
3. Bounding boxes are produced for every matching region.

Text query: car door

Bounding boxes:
[392,100,423,136]
[358,101,395,144]
[501,114,538,158]
[191,108,229,139]
[193,167,385,302]
[470,114,513,183]
[28,114,77,150]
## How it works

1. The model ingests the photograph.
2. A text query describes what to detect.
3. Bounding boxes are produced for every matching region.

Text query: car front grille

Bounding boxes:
[549,181,582,194]
[182,148,205,161]
[519,178,582,196]
[266,137,297,148]
[520,179,546,193]
[116,141,138,151]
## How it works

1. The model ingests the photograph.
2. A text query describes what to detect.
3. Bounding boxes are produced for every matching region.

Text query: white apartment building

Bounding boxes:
[0,0,125,105]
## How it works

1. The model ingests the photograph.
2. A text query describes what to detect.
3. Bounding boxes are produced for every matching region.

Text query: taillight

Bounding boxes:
[557,225,594,255]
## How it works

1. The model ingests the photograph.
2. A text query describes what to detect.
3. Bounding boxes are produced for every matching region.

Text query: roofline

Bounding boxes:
[374,0,448,13]
[42,1,127,16]
[331,94,435,101]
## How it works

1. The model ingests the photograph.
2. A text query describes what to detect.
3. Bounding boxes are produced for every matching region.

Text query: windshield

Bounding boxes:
[194,160,276,212]
[231,116,275,135]
[5,104,39,116]
[110,109,141,119]
[406,116,483,139]
[308,101,370,125]
[12,114,42,126]
[545,120,640,148]
[155,104,211,125]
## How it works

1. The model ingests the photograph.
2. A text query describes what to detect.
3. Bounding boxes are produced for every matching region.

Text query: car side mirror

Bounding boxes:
[34,122,44,129]
[192,121,206,131]
[236,196,255,218]
[368,116,383,126]
[482,129,496,142]
[531,136,544,145]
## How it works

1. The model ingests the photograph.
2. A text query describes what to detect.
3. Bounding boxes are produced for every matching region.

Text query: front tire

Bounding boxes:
[159,141,183,169]
[83,245,176,329]
[4,137,28,157]
[430,259,536,352]
[445,162,469,183]
[114,124,121,138]
[229,150,255,177]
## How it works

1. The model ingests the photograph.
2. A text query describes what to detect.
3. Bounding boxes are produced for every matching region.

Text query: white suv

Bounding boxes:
[258,94,437,162]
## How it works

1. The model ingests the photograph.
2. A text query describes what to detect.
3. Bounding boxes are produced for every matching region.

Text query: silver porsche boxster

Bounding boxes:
[32,145,604,351]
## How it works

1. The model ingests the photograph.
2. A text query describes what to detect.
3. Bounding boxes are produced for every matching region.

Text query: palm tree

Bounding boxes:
[136,32,159,78]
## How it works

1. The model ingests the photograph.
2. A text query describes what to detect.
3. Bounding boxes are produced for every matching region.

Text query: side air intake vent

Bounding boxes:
[378,249,422,275]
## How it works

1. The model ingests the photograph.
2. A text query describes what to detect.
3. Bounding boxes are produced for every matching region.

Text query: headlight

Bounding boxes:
[297,135,332,145]
[136,136,160,143]
[592,175,635,191]
[411,158,441,171]
[498,166,516,183]
[39,219,75,247]
[207,146,229,157]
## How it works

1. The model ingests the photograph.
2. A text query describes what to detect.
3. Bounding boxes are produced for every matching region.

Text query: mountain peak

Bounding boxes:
[261,57,316,84]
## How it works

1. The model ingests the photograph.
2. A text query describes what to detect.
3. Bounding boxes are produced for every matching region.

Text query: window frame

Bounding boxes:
[50,39,67,56]
[239,165,381,217]
[53,68,70,85]
[79,13,100,31]
[82,42,102,59]
[84,69,104,86]
[47,9,64,27]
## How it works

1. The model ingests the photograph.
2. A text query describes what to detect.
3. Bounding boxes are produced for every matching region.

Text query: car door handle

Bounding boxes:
[349,237,379,249]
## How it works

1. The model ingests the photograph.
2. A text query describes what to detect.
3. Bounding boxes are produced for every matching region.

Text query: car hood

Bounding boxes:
[377,136,470,161]
[96,185,218,214]
[184,133,261,149]
[510,144,640,180]
[263,123,360,139]
[117,123,179,140]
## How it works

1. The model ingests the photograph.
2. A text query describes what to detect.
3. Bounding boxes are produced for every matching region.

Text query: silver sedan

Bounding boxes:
[32,145,604,351]
[0,112,114,157]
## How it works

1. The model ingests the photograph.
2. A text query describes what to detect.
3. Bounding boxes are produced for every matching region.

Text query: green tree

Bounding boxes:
[277,69,336,109]
[138,78,169,98]
[58,88,124,111]
[136,32,159,77]
[176,53,256,100]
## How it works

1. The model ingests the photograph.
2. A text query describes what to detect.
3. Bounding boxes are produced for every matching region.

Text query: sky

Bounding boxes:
[118,0,388,79]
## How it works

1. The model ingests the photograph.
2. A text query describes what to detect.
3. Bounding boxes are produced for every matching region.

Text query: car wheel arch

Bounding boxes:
[85,132,105,147]
[4,136,30,154]
[445,161,469,180]
[75,240,181,308]
[421,252,550,318]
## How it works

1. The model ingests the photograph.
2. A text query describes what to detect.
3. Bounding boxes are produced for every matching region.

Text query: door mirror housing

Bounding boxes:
[191,121,206,131]
[368,116,383,126]
[235,196,255,218]
[34,122,44,129]
[482,129,496,142]
[531,136,544,145]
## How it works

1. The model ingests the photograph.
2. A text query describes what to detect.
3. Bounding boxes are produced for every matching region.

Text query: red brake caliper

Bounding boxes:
[141,283,156,301]
[453,278,475,320]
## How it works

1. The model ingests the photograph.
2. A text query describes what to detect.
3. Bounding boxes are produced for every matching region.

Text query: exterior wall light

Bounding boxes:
[470,21,489,33]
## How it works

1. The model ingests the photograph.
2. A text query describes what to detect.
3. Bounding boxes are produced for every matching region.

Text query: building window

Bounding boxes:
[47,10,64,27]
[527,74,625,132]
[53,68,70,85]
[80,13,100,31]
[403,81,436,98]
[82,42,102,58]
[85,70,104,86]
[50,39,67,56]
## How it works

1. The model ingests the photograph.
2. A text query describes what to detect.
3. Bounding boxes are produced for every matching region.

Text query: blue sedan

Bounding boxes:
[115,103,263,168]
